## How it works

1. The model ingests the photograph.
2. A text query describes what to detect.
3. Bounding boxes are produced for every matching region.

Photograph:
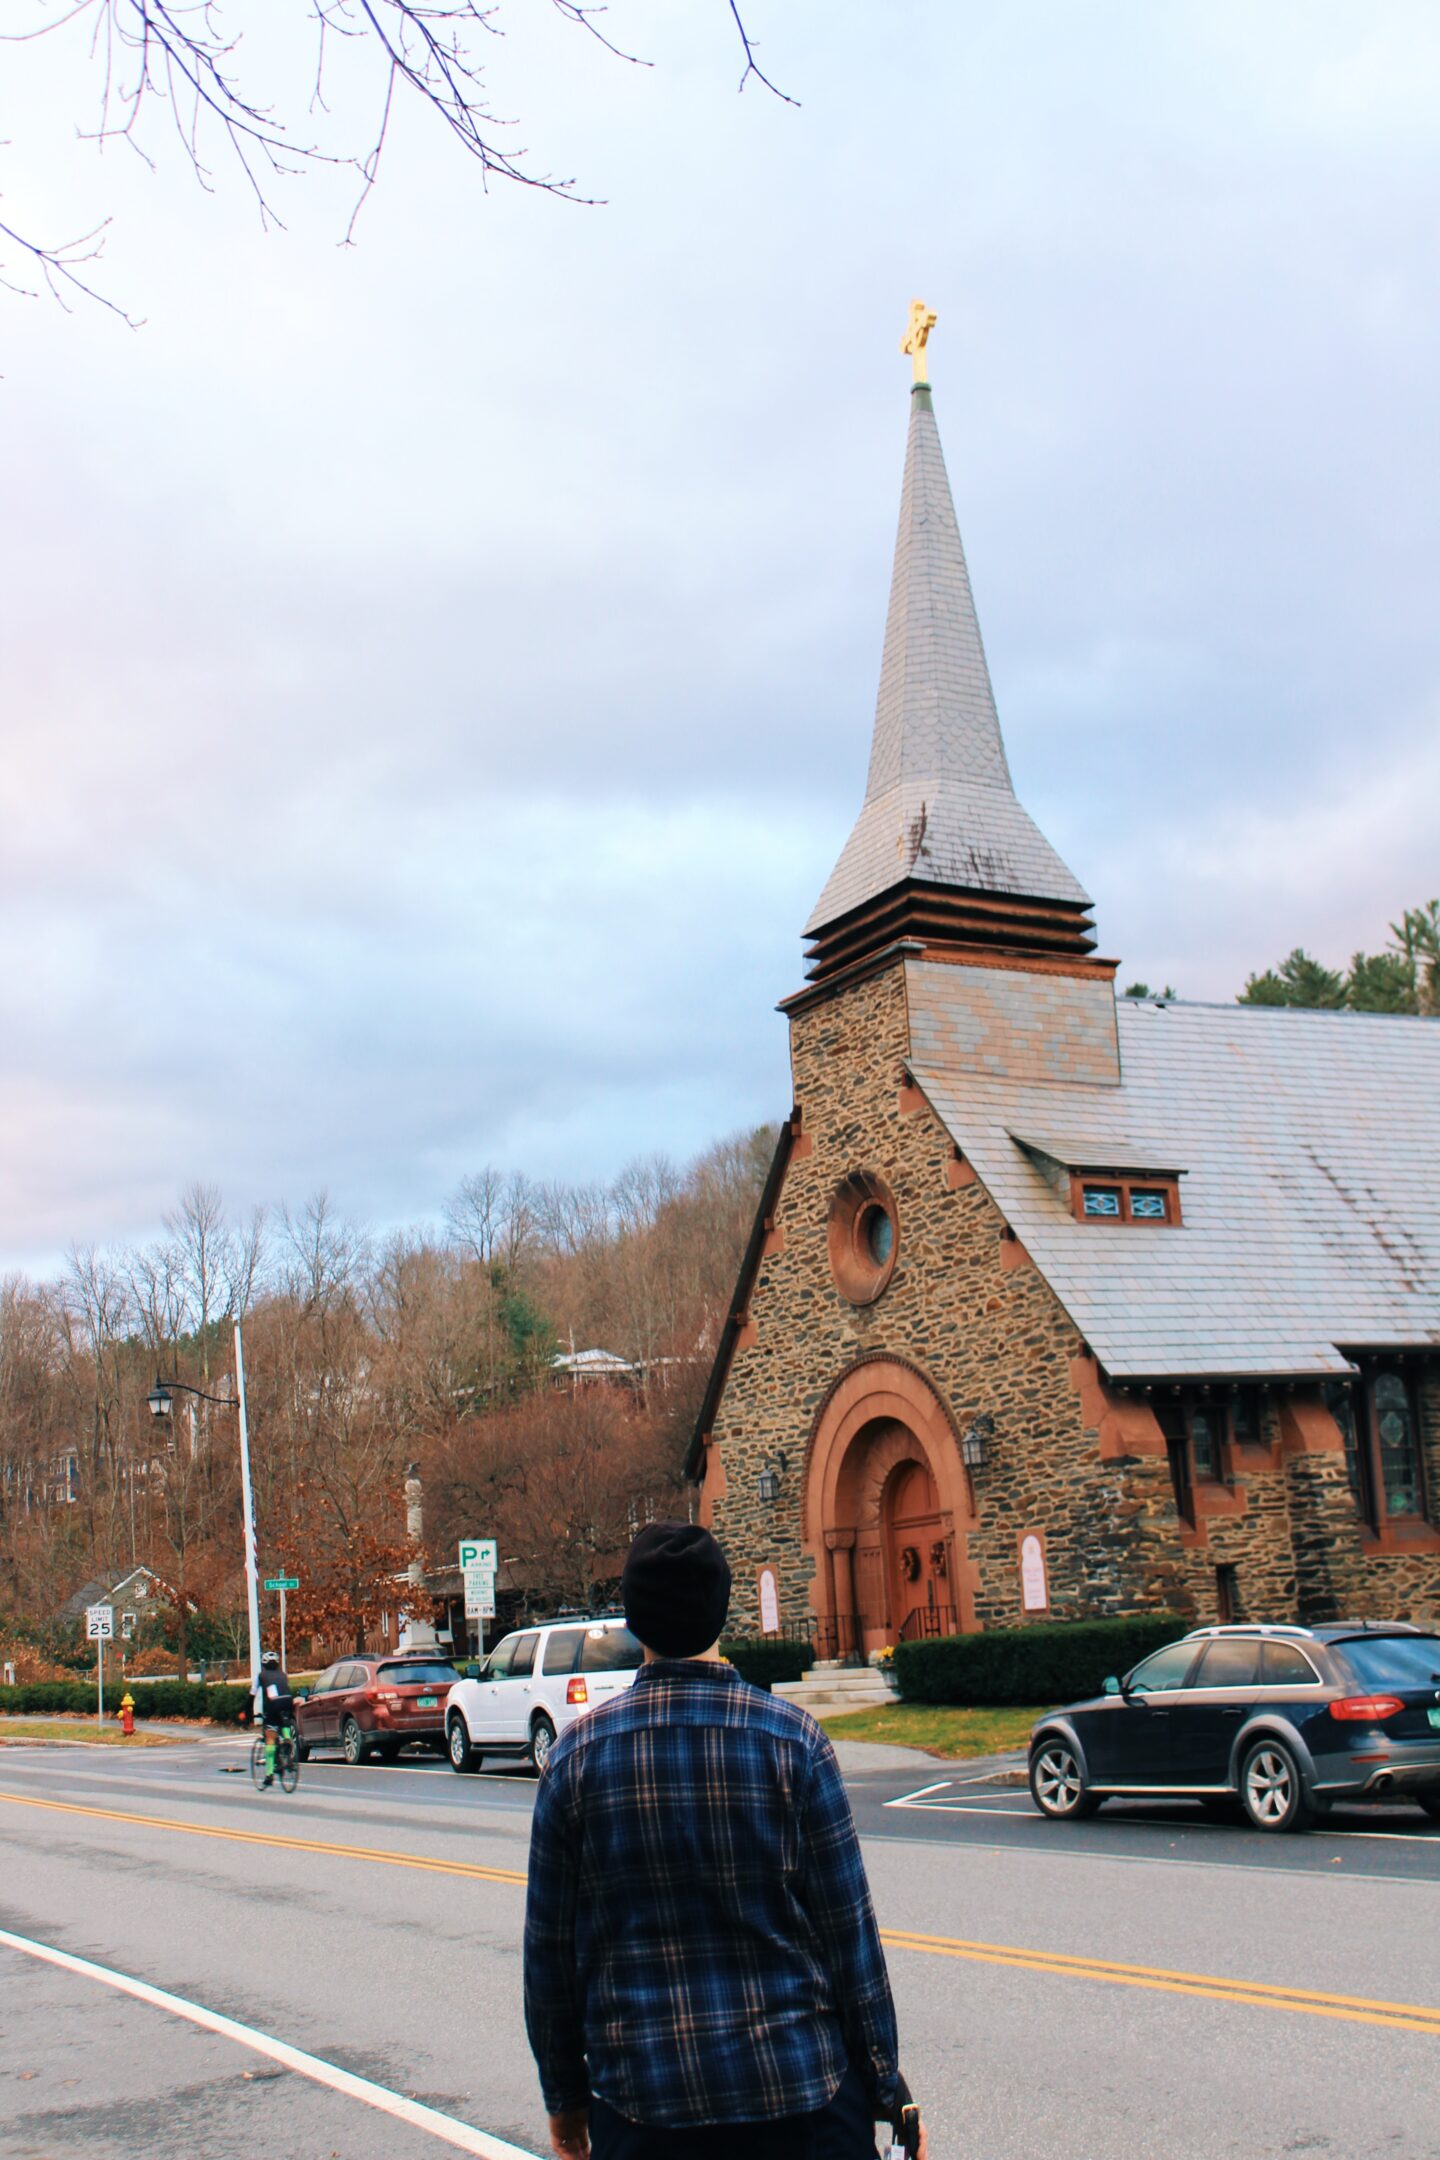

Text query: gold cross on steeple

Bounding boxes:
[900,299,938,385]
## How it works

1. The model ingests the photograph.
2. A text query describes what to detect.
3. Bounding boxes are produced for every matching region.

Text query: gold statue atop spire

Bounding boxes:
[900,299,937,385]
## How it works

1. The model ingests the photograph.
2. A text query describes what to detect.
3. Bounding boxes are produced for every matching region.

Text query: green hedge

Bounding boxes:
[0,1680,252,1725]
[721,1639,816,1691]
[893,1615,1187,1707]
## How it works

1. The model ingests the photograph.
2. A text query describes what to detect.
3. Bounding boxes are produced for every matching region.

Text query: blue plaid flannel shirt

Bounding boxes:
[523,1657,899,2128]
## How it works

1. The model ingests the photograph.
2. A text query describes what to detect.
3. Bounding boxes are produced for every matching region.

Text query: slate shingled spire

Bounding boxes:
[804,377,1096,984]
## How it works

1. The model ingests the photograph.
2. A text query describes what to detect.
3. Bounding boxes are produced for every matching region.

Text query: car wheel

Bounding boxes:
[1241,1738,1314,1832]
[1029,1738,1099,1820]
[341,1716,369,1767]
[447,1715,479,1774]
[529,1715,557,1776]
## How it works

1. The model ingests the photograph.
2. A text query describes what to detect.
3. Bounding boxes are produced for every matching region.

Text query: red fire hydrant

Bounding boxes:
[120,1693,135,1737]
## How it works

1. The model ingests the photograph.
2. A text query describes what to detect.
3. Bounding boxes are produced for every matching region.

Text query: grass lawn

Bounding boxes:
[0,1716,182,1746]
[815,1701,1042,1758]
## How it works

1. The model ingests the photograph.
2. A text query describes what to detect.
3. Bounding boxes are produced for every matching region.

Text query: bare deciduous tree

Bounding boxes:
[2,1,790,319]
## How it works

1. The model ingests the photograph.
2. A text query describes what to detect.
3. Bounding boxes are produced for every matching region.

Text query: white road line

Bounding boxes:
[0,1927,540,2160]
[885,1799,1037,1817]
[881,1797,1440,1844]
[888,1780,953,1805]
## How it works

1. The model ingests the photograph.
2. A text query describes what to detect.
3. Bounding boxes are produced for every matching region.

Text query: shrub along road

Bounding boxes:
[0,1737,1438,2158]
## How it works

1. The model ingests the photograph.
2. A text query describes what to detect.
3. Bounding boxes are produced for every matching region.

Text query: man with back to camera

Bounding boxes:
[524,1521,926,2160]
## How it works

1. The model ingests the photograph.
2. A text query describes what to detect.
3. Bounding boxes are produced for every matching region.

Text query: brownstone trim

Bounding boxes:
[902,946,1120,984]
[779,941,921,1019]
[684,1114,797,1482]
[803,1350,968,1464]
[827,1171,900,1306]
[800,1355,980,1650]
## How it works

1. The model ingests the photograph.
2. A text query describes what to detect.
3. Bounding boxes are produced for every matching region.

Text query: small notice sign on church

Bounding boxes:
[757,1566,780,1637]
[1019,1534,1049,1614]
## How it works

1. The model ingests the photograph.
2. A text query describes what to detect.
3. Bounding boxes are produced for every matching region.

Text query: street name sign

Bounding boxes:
[264,1577,300,1591]
[85,1604,114,1640]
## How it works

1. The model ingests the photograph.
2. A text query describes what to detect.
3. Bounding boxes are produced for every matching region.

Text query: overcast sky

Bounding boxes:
[3,1,1437,1275]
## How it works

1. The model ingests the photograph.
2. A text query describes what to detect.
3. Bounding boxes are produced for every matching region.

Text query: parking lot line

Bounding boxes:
[885,1780,1440,1842]
[0,1925,541,2158]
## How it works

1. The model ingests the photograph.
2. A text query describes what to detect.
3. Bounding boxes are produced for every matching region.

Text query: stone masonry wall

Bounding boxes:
[705,957,1194,1636]
[702,955,1439,1640]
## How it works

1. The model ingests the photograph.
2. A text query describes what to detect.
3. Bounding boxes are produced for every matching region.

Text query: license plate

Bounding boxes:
[417,1696,437,1709]
[1427,1709,1440,1730]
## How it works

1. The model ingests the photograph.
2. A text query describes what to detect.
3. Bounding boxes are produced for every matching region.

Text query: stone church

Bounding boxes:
[687,311,1440,1654]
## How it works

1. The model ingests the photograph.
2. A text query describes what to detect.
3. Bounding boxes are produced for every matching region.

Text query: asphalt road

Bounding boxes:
[2,1733,1439,2160]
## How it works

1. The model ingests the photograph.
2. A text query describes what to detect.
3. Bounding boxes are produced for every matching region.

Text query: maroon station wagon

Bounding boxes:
[295,1656,461,1765]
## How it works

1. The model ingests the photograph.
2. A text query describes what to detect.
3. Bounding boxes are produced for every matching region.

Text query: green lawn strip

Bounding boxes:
[814,1702,1044,1757]
[0,1718,183,1746]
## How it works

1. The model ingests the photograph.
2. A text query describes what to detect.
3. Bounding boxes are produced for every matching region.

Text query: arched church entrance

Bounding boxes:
[804,1359,977,1662]
[883,1459,948,1641]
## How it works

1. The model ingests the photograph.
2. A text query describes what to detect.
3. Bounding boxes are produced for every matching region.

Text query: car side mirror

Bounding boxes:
[294,1688,309,1702]
[1102,1675,1121,1696]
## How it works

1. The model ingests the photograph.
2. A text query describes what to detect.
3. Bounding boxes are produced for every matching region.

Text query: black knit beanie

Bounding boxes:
[622,1521,732,1657]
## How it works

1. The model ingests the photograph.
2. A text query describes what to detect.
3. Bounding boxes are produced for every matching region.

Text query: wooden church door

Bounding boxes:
[884,1459,949,1639]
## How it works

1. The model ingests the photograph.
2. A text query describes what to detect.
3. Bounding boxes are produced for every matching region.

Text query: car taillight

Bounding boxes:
[1331,1695,1405,1722]
[379,1690,401,1704]
[567,1678,589,1705]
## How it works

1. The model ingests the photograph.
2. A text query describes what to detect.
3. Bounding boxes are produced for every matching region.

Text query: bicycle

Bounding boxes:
[250,1719,300,1795]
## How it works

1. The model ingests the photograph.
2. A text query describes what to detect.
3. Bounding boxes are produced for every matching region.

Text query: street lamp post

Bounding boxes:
[147,1317,262,1709]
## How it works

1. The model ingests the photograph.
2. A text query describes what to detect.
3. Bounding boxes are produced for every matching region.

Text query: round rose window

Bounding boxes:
[828,1172,900,1304]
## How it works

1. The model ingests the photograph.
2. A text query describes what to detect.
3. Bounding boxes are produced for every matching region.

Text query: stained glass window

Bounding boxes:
[1374,1372,1422,1518]
[1189,1405,1222,1481]
[1082,1186,1122,1217]
[1130,1189,1169,1220]
[1323,1381,1370,1522]
[1229,1388,1262,1449]
[864,1206,895,1266]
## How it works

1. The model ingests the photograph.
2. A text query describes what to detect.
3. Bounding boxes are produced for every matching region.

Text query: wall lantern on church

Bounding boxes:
[757,1451,787,1504]
[961,1415,994,1471]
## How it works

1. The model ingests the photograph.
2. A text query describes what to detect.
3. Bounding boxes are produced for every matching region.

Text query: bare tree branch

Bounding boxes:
[724,0,796,105]
[3,2,792,319]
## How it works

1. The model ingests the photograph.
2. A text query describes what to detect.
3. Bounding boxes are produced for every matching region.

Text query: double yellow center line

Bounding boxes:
[4,1788,1438,2039]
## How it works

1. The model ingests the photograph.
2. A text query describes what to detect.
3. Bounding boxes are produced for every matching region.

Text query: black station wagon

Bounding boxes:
[1028,1622,1440,1833]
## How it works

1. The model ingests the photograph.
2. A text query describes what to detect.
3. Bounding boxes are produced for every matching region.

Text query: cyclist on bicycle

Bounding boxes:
[254,1650,295,1788]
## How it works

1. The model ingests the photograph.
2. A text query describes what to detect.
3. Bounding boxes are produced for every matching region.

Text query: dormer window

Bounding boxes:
[1074,1175,1181,1226]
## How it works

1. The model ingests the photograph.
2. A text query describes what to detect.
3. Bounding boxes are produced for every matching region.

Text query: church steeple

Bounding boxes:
[803,305,1096,986]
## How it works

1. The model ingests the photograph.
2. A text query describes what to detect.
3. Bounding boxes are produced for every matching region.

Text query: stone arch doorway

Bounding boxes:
[804,1359,977,1660]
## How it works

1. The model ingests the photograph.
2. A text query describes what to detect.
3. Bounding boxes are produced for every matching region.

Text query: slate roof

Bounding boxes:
[908,974,1440,1379]
[807,387,1088,934]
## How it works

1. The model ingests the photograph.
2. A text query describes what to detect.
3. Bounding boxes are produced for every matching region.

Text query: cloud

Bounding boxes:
[1,0,1437,1268]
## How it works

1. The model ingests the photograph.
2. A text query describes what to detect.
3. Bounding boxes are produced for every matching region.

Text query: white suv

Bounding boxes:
[445,1615,643,1774]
